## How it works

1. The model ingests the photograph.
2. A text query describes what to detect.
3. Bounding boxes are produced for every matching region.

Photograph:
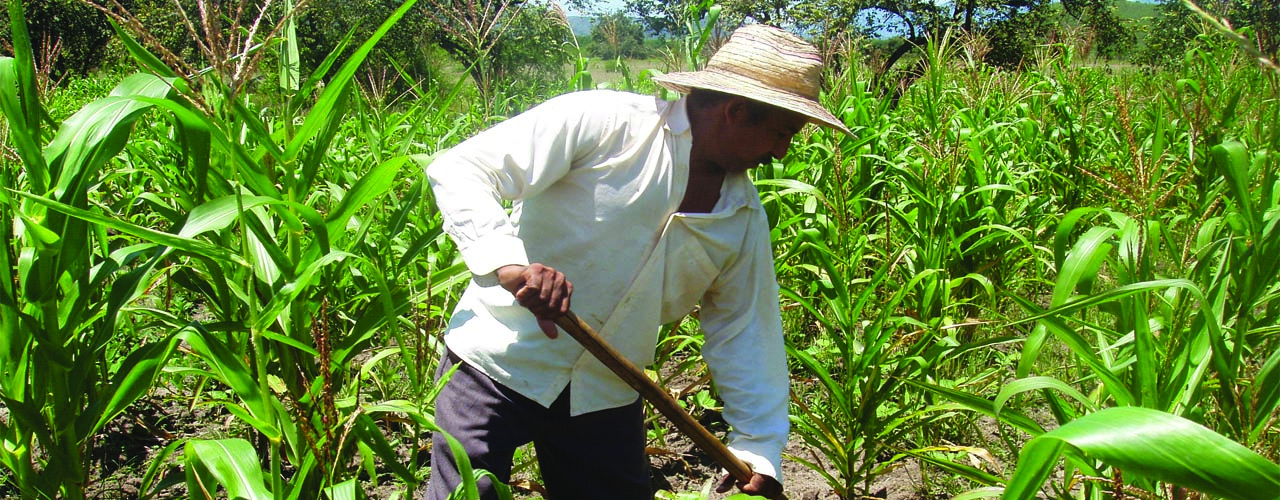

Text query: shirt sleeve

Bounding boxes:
[425,92,614,276]
[698,208,790,481]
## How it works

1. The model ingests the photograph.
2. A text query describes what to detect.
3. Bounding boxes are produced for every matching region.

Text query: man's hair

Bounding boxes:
[687,88,777,123]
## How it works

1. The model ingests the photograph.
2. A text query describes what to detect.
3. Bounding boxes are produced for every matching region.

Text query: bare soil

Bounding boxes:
[67,392,960,500]
[66,347,1028,500]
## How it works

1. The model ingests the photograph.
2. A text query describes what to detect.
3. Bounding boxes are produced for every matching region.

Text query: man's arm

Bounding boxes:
[699,210,791,495]
[425,92,616,276]
[426,94,613,333]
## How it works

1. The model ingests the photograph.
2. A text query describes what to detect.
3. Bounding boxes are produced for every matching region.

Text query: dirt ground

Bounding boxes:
[65,389,963,500]
[634,424,942,500]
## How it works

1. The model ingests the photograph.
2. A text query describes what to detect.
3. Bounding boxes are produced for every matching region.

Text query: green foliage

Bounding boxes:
[1076,3,1138,60]
[983,2,1058,69]
[43,71,121,121]
[423,0,573,102]
[1002,407,1280,499]
[6,0,1280,498]
[488,3,576,98]
[295,0,436,87]
[0,11,184,496]
[1134,0,1202,66]
[0,0,489,497]
[106,0,206,69]
[0,0,112,78]
[1137,0,1279,68]
[590,12,649,60]
[625,0,695,38]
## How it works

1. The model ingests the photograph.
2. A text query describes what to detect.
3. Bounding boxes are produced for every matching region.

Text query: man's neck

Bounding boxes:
[680,103,726,213]
[678,164,724,213]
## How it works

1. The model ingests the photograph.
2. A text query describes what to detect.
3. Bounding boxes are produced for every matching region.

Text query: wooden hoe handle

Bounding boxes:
[553,311,756,485]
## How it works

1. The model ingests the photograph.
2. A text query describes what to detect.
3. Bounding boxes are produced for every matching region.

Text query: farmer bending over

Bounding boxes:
[423,24,851,500]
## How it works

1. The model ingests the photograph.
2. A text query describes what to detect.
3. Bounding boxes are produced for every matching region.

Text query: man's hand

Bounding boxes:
[495,263,572,338]
[715,472,785,500]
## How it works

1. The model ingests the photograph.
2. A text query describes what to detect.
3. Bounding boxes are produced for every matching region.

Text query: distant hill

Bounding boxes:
[569,16,594,37]
[1117,0,1160,20]
[1049,0,1159,19]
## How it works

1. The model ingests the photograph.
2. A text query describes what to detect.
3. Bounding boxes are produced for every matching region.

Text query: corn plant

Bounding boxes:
[911,53,1280,497]
[0,3,192,497]
[0,0,494,496]
[1001,407,1280,500]
[105,0,448,493]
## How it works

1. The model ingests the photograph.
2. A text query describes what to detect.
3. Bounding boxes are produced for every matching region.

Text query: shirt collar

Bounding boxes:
[663,96,691,135]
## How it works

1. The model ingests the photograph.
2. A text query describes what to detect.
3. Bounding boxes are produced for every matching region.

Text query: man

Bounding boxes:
[424,24,850,500]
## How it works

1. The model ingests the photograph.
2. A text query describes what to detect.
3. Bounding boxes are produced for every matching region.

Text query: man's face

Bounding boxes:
[718,105,808,174]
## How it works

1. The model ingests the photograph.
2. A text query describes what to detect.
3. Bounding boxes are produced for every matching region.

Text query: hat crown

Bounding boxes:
[705,25,823,101]
[650,24,850,135]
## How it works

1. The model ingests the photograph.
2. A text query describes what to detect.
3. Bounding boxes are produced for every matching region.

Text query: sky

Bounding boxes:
[563,0,626,17]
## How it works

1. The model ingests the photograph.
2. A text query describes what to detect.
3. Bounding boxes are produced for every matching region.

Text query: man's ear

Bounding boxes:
[722,96,750,124]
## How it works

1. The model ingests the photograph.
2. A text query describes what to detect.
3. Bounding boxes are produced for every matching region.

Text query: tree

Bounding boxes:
[1074,1,1136,60]
[423,0,572,100]
[114,0,206,67]
[590,12,648,59]
[0,0,113,82]
[295,0,436,88]
[624,0,691,38]
[743,0,1132,86]
[489,3,576,94]
[1235,0,1278,62]
[1136,0,1278,68]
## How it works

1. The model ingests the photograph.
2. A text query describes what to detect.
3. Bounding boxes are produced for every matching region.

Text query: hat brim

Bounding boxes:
[653,69,852,136]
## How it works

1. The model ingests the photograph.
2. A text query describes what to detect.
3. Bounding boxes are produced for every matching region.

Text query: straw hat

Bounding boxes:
[653,24,851,135]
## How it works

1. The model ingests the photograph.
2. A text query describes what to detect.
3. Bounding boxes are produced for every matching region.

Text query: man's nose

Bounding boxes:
[771,140,791,160]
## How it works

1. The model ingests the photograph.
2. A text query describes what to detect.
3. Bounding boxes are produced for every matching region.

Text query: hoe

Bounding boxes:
[554,312,786,499]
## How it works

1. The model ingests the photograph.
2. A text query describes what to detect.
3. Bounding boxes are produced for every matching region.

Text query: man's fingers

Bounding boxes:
[514,286,541,308]
[715,473,785,500]
[504,263,572,333]
[714,473,736,493]
[562,280,573,312]
[537,318,559,339]
[546,273,570,314]
[545,271,564,303]
[743,474,785,500]
[525,268,543,295]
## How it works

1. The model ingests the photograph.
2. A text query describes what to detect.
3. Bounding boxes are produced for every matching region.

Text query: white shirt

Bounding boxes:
[426,90,789,479]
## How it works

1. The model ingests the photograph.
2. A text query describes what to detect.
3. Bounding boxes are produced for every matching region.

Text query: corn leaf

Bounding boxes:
[1214,141,1258,234]
[994,376,1098,416]
[6,0,39,137]
[253,250,353,333]
[180,330,280,440]
[185,439,272,500]
[109,20,177,79]
[14,191,246,267]
[178,195,277,239]
[905,380,1046,436]
[324,479,359,500]
[82,332,180,437]
[279,0,300,92]
[283,0,420,162]
[0,57,45,187]
[1252,348,1280,441]
[45,74,174,200]
[325,155,404,239]
[131,96,282,198]
[352,413,416,485]
[1002,406,1280,500]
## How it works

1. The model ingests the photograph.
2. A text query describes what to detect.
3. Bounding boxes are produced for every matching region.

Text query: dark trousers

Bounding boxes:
[423,350,652,500]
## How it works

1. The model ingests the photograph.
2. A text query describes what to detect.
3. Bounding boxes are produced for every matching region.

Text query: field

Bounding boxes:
[2,1,1280,500]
